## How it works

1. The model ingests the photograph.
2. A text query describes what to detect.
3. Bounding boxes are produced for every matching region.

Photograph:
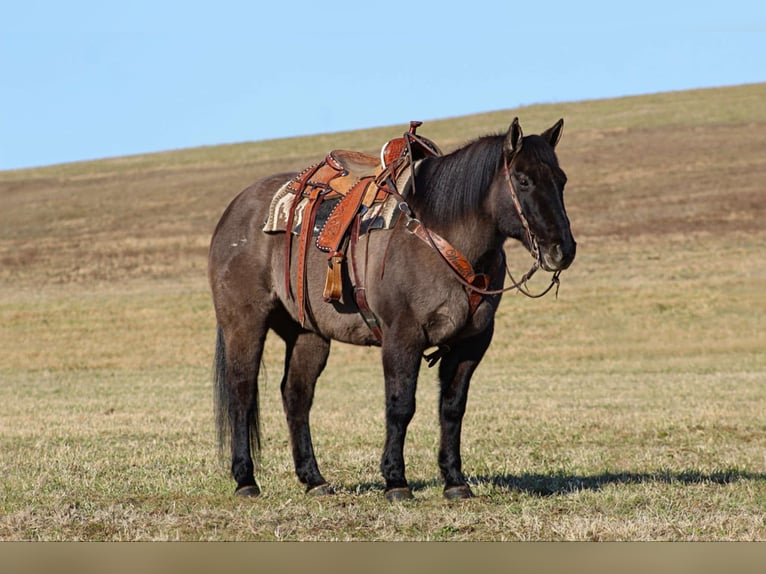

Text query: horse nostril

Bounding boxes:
[544,240,575,271]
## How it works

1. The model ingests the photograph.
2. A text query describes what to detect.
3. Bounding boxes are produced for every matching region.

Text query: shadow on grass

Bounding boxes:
[470,468,766,497]
[348,468,765,497]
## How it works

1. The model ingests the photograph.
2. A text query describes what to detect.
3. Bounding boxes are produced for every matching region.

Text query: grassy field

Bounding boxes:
[1,84,764,540]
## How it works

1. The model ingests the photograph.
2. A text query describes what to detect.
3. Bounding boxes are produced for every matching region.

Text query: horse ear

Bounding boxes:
[542,118,564,148]
[504,117,523,157]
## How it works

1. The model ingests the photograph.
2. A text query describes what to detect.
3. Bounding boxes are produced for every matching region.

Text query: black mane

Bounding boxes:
[410,134,504,224]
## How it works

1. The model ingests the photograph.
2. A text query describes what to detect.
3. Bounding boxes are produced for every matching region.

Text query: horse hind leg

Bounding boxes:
[214,315,269,497]
[278,327,332,494]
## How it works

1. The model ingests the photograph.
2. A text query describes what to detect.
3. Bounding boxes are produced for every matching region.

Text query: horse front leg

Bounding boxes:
[380,336,423,501]
[437,323,494,499]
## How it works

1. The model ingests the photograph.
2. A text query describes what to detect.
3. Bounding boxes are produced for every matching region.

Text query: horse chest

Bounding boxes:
[422,296,495,345]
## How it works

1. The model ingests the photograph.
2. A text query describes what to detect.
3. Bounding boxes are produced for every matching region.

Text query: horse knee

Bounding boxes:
[386,393,416,425]
[439,397,467,424]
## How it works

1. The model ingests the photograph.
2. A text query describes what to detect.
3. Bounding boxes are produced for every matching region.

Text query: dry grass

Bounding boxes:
[0,83,764,540]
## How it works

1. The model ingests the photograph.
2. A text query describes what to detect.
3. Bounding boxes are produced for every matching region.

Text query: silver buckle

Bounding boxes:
[405,217,421,234]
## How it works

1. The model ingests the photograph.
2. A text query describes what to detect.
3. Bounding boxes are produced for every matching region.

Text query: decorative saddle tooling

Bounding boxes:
[262,121,489,343]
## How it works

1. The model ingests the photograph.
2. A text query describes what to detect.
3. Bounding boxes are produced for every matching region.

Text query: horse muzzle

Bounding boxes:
[540,238,576,272]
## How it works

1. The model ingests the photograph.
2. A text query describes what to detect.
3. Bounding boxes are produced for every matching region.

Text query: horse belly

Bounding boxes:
[270,243,381,346]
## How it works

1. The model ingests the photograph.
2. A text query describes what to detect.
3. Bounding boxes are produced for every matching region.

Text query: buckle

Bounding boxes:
[404,217,421,234]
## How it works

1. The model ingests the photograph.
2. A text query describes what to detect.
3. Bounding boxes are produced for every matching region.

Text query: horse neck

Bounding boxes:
[430,208,499,265]
[412,159,505,264]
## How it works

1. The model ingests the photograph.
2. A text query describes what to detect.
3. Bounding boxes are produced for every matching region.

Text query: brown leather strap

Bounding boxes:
[322,253,344,302]
[296,186,323,326]
[284,162,322,300]
[404,218,488,313]
[349,214,383,342]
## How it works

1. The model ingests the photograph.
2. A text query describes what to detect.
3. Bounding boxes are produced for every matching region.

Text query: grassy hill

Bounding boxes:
[1,83,764,540]
[1,83,764,288]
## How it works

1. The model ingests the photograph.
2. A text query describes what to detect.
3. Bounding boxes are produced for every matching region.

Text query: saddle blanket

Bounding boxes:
[262,178,402,236]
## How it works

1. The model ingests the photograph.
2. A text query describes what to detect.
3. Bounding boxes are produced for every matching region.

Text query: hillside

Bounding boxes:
[1,83,764,289]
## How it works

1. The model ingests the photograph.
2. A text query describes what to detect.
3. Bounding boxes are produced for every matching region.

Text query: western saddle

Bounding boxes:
[280,121,441,335]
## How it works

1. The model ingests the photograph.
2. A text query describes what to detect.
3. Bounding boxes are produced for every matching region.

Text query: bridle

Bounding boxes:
[500,160,562,299]
[394,152,562,303]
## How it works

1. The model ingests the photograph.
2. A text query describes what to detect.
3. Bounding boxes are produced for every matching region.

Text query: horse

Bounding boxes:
[208,118,576,500]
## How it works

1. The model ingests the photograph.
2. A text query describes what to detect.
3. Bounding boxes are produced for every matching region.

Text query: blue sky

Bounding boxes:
[1,0,763,170]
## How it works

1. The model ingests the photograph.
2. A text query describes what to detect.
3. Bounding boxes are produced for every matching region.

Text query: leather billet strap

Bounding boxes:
[349,213,383,342]
[284,162,323,302]
[296,186,324,326]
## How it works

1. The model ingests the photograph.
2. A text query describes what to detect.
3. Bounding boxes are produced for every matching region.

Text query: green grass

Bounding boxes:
[0,83,764,540]
[1,362,763,540]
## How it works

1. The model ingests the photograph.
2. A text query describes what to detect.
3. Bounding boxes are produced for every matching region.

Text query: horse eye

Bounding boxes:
[517,175,530,189]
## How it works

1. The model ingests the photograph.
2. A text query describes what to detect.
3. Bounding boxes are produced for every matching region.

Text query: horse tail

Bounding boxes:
[213,324,230,461]
[213,325,262,464]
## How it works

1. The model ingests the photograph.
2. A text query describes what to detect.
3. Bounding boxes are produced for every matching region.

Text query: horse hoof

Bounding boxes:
[385,487,414,502]
[443,485,474,500]
[307,483,334,496]
[234,484,261,498]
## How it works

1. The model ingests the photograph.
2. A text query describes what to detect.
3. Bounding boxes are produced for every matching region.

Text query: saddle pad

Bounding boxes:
[263,179,402,236]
